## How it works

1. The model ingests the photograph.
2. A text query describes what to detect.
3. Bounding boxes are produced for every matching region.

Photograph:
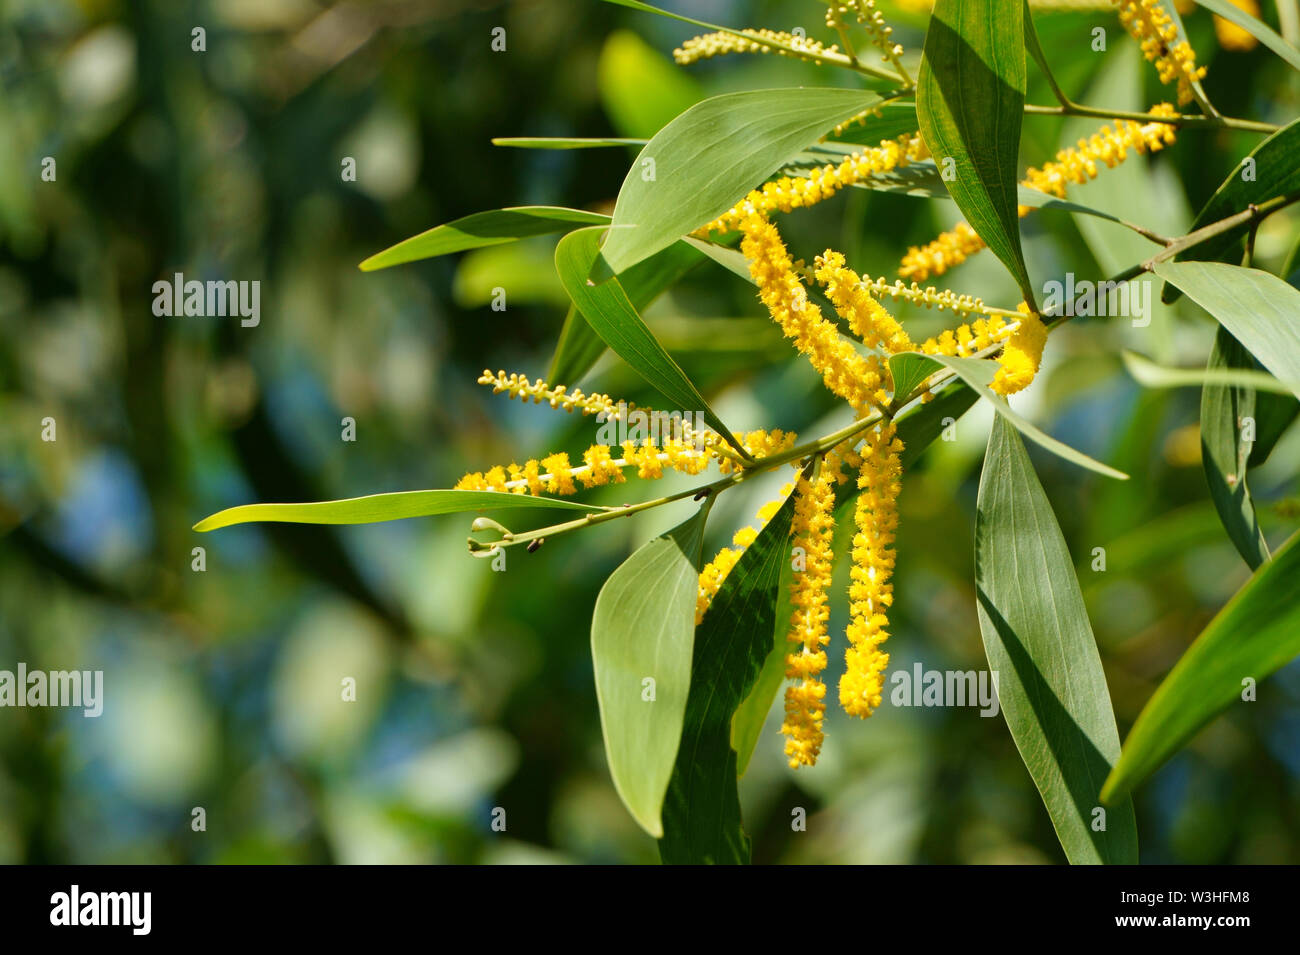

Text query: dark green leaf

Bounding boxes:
[659,482,800,863]
[976,416,1138,864]
[1102,530,1300,802]
[917,0,1035,304]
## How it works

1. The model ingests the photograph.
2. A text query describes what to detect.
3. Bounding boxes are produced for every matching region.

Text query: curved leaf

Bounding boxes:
[599,87,884,274]
[660,482,800,863]
[976,416,1138,864]
[593,508,708,838]
[1200,330,1271,569]
[1163,119,1300,302]
[492,137,646,149]
[555,227,748,457]
[1192,0,1300,71]
[890,352,1129,479]
[1102,530,1300,802]
[358,206,609,271]
[1121,348,1293,393]
[1154,261,1300,399]
[549,238,716,386]
[917,0,1035,304]
[193,489,605,532]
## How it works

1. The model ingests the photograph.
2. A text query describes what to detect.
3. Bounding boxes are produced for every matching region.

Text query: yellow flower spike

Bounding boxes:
[699,134,928,237]
[782,453,841,768]
[900,106,1179,280]
[813,250,915,355]
[477,369,630,418]
[840,423,903,719]
[1213,0,1260,51]
[898,223,986,282]
[1115,0,1207,105]
[738,211,887,414]
[990,304,1048,396]
[457,440,718,497]
[674,29,839,66]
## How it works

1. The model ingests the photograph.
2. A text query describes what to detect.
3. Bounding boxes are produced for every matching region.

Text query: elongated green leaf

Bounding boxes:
[491,137,646,149]
[549,239,714,385]
[660,483,800,863]
[976,416,1138,864]
[1121,348,1293,394]
[599,87,883,274]
[1154,261,1300,399]
[593,508,708,838]
[193,489,605,532]
[888,351,945,398]
[1163,119,1300,302]
[359,207,609,271]
[889,352,1129,479]
[917,0,1035,304]
[1201,329,1270,569]
[732,381,982,776]
[1192,0,1300,70]
[555,227,748,457]
[1102,530,1300,802]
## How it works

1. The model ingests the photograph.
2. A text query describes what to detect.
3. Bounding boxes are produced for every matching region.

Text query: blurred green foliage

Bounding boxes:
[1,0,1298,864]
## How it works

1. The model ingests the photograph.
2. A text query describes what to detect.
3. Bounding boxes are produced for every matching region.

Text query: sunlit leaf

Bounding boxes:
[194,489,605,532]
[593,508,708,838]
[917,0,1035,303]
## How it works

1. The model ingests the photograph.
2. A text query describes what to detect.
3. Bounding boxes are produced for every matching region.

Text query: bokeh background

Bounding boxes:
[2,0,1298,864]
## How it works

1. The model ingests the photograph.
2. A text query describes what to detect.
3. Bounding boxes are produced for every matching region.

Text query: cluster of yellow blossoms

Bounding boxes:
[1116,0,1207,105]
[687,125,1054,766]
[899,105,1179,282]
[674,29,839,66]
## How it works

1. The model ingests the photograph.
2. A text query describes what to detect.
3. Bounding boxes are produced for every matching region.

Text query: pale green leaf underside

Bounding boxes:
[592,509,706,837]
[976,416,1138,864]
